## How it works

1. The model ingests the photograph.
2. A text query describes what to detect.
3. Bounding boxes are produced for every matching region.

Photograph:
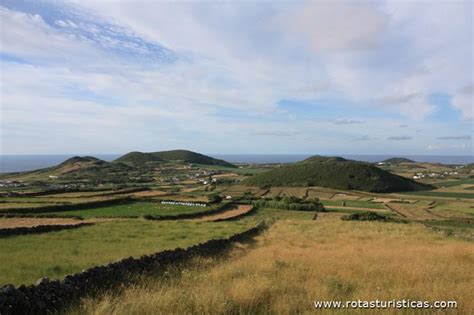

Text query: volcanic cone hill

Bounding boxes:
[381,157,416,164]
[244,156,433,192]
[115,150,235,167]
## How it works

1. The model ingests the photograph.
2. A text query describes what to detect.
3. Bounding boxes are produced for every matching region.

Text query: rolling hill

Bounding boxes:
[381,157,416,164]
[299,155,350,163]
[114,151,163,165]
[51,156,131,176]
[244,158,432,192]
[114,150,235,167]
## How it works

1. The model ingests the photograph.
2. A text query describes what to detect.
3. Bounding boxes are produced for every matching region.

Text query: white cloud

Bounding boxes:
[452,84,473,120]
[278,1,388,53]
[0,7,104,64]
[1,1,473,154]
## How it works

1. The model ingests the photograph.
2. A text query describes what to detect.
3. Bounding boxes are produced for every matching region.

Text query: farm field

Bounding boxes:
[400,191,474,199]
[0,154,473,313]
[0,219,254,286]
[321,200,385,209]
[73,213,474,314]
[0,217,85,229]
[40,202,212,219]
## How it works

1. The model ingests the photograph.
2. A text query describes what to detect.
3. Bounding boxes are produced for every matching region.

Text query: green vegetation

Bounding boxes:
[424,219,474,239]
[114,150,235,167]
[253,196,325,212]
[298,155,349,163]
[401,191,474,199]
[0,219,253,286]
[381,157,415,164]
[113,151,163,164]
[432,178,474,188]
[244,158,432,192]
[321,200,385,209]
[41,202,212,219]
[341,211,405,222]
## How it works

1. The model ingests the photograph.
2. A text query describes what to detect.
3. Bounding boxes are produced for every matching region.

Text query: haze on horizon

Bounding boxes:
[0,0,472,156]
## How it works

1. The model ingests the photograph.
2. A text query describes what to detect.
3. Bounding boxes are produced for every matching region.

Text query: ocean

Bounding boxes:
[0,154,473,173]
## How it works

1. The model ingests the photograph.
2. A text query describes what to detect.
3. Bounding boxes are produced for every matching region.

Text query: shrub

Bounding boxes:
[252,198,325,212]
[341,211,406,223]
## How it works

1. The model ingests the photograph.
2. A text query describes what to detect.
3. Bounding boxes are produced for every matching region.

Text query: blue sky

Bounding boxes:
[0,0,472,155]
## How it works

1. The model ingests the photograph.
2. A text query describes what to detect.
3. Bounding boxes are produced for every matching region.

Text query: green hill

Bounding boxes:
[299,155,350,163]
[150,150,235,167]
[58,156,106,167]
[114,150,235,167]
[55,156,130,176]
[114,151,163,165]
[244,159,432,192]
[381,157,416,164]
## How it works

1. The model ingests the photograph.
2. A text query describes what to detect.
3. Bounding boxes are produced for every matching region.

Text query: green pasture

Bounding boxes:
[40,202,212,218]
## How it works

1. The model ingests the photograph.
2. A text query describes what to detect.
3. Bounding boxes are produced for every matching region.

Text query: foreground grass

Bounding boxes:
[74,213,474,314]
[41,202,211,218]
[0,219,252,286]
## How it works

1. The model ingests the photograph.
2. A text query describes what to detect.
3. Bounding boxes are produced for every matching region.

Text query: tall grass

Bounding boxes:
[73,214,474,314]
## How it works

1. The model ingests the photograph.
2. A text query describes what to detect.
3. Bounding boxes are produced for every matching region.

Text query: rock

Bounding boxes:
[0,284,15,294]
[36,277,49,286]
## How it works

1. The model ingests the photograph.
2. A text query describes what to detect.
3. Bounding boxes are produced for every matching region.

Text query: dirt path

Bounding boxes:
[189,205,254,222]
[0,217,85,229]
[0,217,115,229]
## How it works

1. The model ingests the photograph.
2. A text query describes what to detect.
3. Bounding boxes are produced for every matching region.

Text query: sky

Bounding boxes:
[0,0,473,156]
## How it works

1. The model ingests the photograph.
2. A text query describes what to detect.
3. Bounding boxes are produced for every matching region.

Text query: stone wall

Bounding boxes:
[0,223,94,238]
[0,222,266,314]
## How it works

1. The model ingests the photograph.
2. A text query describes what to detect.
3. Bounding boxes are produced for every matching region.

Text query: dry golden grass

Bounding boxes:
[190,205,254,222]
[386,204,441,221]
[129,190,171,197]
[279,187,308,198]
[0,217,83,229]
[167,195,209,202]
[73,213,474,314]
[331,193,360,201]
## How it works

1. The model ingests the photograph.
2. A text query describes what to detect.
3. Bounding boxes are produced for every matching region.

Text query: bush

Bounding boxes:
[341,211,406,223]
[253,198,325,212]
[208,194,222,204]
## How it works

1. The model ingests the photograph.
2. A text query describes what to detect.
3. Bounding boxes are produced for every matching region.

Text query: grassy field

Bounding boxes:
[400,191,474,199]
[432,179,474,188]
[0,219,254,286]
[321,200,385,209]
[40,202,212,218]
[73,213,474,314]
[430,201,474,216]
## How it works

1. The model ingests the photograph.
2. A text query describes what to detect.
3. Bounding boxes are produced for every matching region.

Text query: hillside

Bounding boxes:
[114,151,163,165]
[381,157,415,164]
[150,150,235,167]
[53,156,130,176]
[244,159,432,192]
[58,156,107,169]
[114,150,235,167]
[299,155,349,163]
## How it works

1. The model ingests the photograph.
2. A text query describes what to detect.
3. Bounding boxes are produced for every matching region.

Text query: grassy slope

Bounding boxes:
[40,202,212,218]
[0,219,253,286]
[74,213,474,314]
[400,191,474,199]
[244,161,432,192]
[151,150,236,168]
[381,157,415,163]
[113,151,163,164]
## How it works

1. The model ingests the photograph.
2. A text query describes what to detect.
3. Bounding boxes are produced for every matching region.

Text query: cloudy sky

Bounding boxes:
[0,0,472,155]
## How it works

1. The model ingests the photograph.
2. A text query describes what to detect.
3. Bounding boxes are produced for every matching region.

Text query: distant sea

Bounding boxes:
[0,154,473,173]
